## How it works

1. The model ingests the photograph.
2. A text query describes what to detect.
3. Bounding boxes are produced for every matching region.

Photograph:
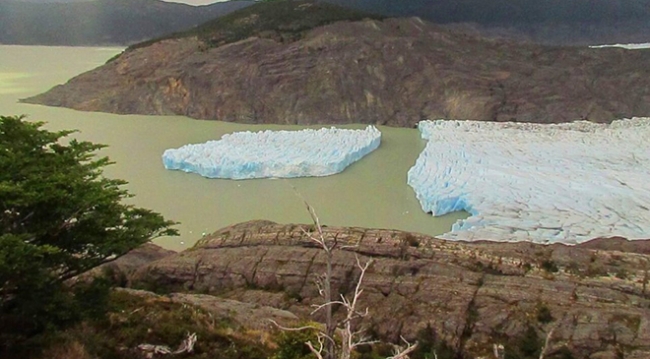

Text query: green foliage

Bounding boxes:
[548,346,576,359]
[0,116,177,352]
[504,325,541,359]
[536,303,554,324]
[272,326,319,359]
[614,267,629,280]
[101,265,128,288]
[73,277,112,322]
[586,263,609,277]
[127,0,384,51]
[404,233,420,248]
[354,343,394,359]
[564,261,581,276]
[411,324,459,359]
[540,260,559,273]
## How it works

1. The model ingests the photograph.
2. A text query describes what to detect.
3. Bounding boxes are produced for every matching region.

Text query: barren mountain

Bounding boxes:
[127,220,650,359]
[24,1,650,126]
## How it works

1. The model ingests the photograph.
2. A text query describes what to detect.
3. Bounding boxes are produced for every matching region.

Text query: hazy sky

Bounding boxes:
[15,0,235,4]
[163,0,232,5]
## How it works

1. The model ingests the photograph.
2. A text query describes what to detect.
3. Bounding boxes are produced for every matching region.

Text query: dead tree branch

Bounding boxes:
[137,332,197,358]
[279,196,417,359]
[387,336,418,359]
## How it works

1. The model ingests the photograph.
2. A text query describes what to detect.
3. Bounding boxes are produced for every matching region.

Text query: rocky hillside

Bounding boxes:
[24,1,650,126]
[127,220,650,359]
[0,0,254,46]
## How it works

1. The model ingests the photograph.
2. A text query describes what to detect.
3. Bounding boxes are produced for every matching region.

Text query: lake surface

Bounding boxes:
[0,45,467,250]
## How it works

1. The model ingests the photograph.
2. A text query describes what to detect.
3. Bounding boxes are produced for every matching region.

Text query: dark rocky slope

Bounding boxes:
[129,220,650,359]
[24,2,650,126]
[325,0,650,46]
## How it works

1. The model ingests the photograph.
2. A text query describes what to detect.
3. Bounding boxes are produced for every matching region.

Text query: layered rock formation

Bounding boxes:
[75,243,176,284]
[24,2,650,126]
[129,220,650,358]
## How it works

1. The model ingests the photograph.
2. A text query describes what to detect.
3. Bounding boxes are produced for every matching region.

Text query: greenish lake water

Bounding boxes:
[0,45,468,250]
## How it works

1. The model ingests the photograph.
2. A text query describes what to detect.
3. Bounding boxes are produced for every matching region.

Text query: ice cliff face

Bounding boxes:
[408,118,650,244]
[162,126,381,179]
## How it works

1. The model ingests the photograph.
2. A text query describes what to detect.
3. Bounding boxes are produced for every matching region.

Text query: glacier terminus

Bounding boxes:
[408,118,650,244]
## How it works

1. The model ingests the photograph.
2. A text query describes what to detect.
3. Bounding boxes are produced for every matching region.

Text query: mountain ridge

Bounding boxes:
[3,0,650,46]
[23,2,650,126]
[324,0,650,45]
[0,0,255,46]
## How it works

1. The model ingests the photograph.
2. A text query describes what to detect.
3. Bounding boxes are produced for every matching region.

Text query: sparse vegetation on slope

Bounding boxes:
[128,0,384,51]
[37,289,271,359]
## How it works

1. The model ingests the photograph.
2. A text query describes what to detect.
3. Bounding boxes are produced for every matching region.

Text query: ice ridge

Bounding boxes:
[162,126,381,179]
[407,118,650,244]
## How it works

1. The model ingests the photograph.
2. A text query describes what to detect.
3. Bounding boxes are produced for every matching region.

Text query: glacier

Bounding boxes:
[408,118,650,244]
[162,126,381,179]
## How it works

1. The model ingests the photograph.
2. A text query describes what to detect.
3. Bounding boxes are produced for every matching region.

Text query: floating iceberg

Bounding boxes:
[408,118,650,244]
[163,126,381,179]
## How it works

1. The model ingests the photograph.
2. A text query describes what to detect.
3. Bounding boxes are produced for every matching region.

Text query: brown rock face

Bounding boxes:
[130,220,650,358]
[76,243,176,284]
[25,18,650,126]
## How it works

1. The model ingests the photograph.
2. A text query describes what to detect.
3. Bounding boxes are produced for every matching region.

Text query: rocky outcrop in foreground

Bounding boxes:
[24,13,650,126]
[129,220,650,359]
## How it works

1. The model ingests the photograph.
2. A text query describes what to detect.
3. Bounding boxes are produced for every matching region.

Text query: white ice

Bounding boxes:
[407,118,650,244]
[162,126,381,179]
[589,43,650,50]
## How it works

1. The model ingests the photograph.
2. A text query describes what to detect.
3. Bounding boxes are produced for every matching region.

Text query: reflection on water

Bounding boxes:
[0,45,468,250]
[0,73,31,94]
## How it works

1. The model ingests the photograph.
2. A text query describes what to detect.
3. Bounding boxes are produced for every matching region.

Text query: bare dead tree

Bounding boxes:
[137,332,197,358]
[643,260,649,298]
[493,343,505,359]
[307,255,378,359]
[273,198,417,359]
[386,337,419,359]
[538,325,557,359]
[301,201,338,359]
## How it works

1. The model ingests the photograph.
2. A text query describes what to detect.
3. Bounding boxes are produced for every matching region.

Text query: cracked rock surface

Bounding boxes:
[130,220,650,358]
